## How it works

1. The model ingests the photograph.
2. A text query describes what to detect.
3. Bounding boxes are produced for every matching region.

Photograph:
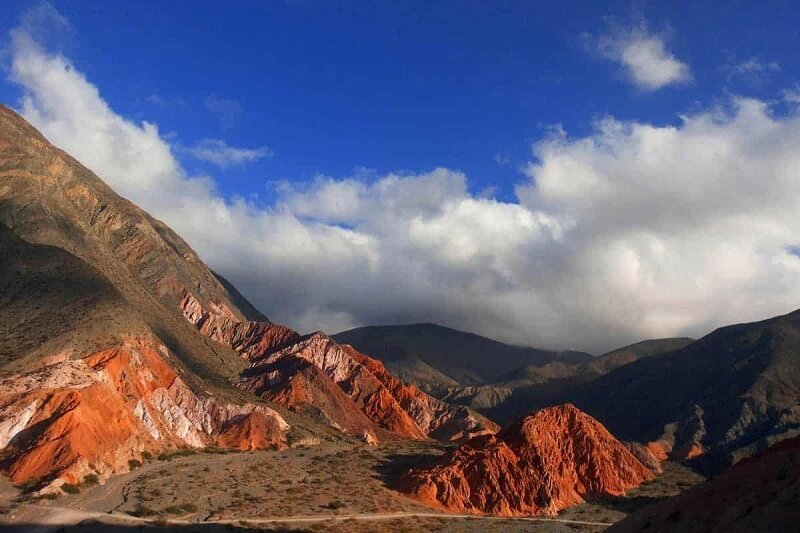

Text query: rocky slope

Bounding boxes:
[333,323,591,387]
[0,104,494,491]
[180,291,498,442]
[610,435,800,532]
[565,310,800,469]
[0,336,288,493]
[402,404,654,516]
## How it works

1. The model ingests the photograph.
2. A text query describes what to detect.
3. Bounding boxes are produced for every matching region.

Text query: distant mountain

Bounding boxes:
[610,435,800,532]
[568,310,800,469]
[332,323,592,387]
[430,337,694,424]
[0,105,494,493]
[402,404,655,517]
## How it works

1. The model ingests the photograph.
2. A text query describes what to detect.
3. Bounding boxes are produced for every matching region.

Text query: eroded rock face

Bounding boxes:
[180,291,498,442]
[0,337,289,492]
[610,435,800,532]
[402,404,655,517]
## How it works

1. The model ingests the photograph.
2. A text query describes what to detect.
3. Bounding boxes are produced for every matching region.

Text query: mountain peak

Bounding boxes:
[402,404,655,517]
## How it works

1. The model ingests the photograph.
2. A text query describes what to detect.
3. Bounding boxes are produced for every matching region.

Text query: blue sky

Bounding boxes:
[4,1,800,351]
[3,0,798,204]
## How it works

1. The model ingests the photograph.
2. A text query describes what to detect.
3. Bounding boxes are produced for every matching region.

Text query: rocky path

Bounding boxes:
[2,504,612,531]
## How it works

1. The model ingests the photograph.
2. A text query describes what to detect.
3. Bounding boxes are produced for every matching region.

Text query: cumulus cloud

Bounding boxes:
[590,24,691,90]
[185,138,273,168]
[205,94,242,130]
[7,8,800,352]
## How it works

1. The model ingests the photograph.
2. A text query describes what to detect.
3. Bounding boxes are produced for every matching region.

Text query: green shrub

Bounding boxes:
[82,473,99,486]
[61,483,80,494]
[163,502,198,515]
[324,499,345,510]
[128,503,156,517]
[141,451,153,461]
[128,459,142,469]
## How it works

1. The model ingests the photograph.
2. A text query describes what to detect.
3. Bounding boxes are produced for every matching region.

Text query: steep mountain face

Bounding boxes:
[0,105,493,491]
[402,404,654,517]
[566,311,800,468]
[180,292,499,442]
[428,337,693,425]
[332,323,592,387]
[0,336,288,493]
[610,435,800,532]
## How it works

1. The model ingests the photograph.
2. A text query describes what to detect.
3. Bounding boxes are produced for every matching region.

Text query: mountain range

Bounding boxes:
[0,103,798,530]
[0,105,494,493]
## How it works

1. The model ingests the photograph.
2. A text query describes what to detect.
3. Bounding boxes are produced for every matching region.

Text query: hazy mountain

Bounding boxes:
[333,323,592,387]
[428,337,694,424]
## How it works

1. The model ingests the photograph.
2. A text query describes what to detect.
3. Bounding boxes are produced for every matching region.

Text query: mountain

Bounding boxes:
[428,337,694,424]
[179,291,498,442]
[610,435,800,532]
[402,404,655,516]
[332,323,592,387]
[0,105,494,493]
[566,310,800,468]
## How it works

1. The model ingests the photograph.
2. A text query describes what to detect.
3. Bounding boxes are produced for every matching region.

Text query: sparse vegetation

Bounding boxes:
[324,499,346,510]
[61,483,80,494]
[128,503,157,517]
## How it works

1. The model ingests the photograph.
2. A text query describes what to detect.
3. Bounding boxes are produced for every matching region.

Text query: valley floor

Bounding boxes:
[0,441,704,532]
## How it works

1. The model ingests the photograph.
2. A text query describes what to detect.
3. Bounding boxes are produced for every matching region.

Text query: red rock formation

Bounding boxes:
[403,404,655,516]
[0,337,289,492]
[610,435,800,532]
[625,442,663,475]
[180,291,498,442]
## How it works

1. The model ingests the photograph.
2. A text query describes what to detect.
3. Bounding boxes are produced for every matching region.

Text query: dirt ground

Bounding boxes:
[0,440,705,532]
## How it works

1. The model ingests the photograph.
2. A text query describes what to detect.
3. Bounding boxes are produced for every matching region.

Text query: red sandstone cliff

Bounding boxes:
[180,291,498,442]
[402,404,655,516]
[0,336,288,493]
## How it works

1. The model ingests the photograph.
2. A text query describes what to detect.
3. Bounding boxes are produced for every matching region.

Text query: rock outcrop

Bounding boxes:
[402,404,654,516]
[180,291,498,442]
[0,104,497,497]
[610,435,800,532]
[0,336,288,492]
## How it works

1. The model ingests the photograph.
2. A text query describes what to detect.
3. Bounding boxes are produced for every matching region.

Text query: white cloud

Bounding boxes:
[723,56,781,87]
[8,9,800,352]
[186,138,273,168]
[732,57,780,76]
[205,94,242,130]
[592,25,691,91]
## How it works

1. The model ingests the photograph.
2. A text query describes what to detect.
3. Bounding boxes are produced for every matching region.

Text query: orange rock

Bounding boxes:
[0,337,289,491]
[646,440,670,461]
[180,291,497,442]
[403,404,655,517]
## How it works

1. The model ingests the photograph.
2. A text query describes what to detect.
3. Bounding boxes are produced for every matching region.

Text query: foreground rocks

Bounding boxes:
[402,404,655,516]
[0,336,288,492]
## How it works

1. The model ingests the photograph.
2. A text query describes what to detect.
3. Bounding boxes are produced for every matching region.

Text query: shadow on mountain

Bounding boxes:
[586,493,673,515]
[371,447,447,489]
